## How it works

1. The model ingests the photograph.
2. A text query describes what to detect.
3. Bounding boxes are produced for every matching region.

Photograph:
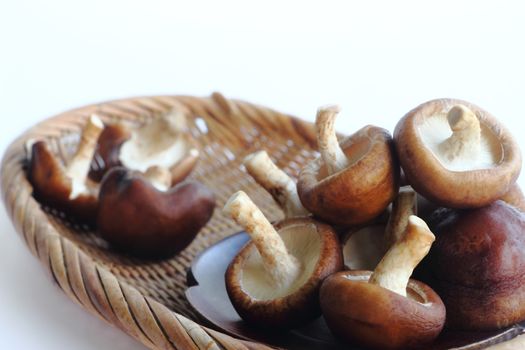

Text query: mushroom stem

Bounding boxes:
[384,187,417,250]
[170,148,199,185]
[369,215,435,297]
[439,105,481,162]
[66,115,104,198]
[243,151,308,218]
[144,166,172,191]
[223,191,302,289]
[316,105,349,175]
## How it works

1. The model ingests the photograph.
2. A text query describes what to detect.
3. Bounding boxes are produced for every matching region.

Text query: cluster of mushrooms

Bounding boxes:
[27,112,215,258]
[223,99,525,349]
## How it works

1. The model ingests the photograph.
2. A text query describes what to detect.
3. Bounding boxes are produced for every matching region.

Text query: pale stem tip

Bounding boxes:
[223,191,301,288]
[315,105,349,175]
[369,215,435,297]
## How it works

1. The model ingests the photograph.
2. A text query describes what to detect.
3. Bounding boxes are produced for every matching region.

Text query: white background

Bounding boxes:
[1,1,525,349]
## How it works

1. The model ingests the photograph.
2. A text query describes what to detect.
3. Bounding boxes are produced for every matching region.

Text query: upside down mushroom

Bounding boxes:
[395,99,521,208]
[297,105,399,226]
[97,166,215,259]
[90,110,199,184]
[28,115,104,222]
[321,215,445,349]
[223,191,342,328]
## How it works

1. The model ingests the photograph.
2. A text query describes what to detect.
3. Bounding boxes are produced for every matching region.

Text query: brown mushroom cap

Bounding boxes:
[298,126,399,226]
[225,217,342,328]
[394,98,521,208]
[89,122,131,181]
[97,167,215,258]
[428,200,525,330]
[500,183,525,212]
[29,141,99,222]
[320,270,445,349]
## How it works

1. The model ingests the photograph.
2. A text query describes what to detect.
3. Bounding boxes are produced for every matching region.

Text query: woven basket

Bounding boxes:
[0,93,321,350]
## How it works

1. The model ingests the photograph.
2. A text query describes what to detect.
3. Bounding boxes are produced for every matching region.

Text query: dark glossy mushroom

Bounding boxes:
[428,200,525,330]
[89,122,130,181]
[97,166,215,259]
[28,115,104,222]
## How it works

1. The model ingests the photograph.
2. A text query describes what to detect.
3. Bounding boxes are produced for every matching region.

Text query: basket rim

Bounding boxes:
[0,92,313,350]
[3,93,525,350]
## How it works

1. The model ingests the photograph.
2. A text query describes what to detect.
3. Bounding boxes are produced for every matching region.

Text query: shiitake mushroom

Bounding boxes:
[298,105,399,226]
[28,115,104,222]
[97,166,215,259]
[428,200,525,330]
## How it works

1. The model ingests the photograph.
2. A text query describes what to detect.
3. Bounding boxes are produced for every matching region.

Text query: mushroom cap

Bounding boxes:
[225,217,342,328]
[297,126,399,226]
[428,200,525,330]
[29,141,98,222]
[320,270,445,350]
[342,225,384,270]
[394,98,521,208]
[89,123,131,181]
[97,167,215,258]
[90,117,198,184]
[500,183,525,212]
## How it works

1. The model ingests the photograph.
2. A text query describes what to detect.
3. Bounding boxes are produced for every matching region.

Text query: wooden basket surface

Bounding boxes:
[0,93,320,350]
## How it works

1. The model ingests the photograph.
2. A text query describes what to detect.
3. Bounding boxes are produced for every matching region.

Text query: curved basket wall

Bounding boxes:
[0,93,319,350]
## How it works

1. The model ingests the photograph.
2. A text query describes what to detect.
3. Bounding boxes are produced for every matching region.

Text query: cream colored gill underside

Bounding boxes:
[316,137,372,182]
[417,113,502,171]
[241,223,321,300]
[343,225,384,271]
[119,136,188,172]
[342,274,428,305]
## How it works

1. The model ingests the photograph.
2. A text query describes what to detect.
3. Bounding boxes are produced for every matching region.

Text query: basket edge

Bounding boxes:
[0,93,298,350]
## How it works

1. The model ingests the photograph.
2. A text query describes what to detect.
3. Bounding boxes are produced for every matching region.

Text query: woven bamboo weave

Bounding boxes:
[0,93,321,350]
